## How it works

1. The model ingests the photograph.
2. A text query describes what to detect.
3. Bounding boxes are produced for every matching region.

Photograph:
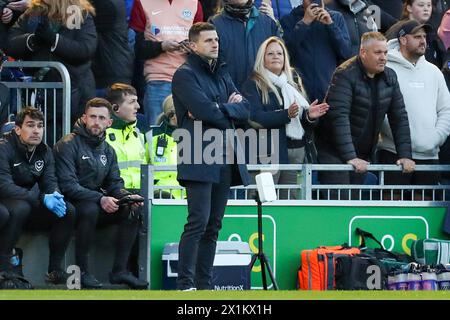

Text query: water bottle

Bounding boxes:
[387,272,397,290]
[406,272,421,291]
[437,271,450,290]
[421,270,438,291]
[394,271,408,290]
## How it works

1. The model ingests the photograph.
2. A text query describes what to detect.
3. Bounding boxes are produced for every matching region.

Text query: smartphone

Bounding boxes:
[261,0,271,5]
[311,0,323,6]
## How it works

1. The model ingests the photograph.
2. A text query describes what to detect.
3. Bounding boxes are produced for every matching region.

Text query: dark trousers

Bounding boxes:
[73,200,139,274]
[378,149,441,200]
[0,199,76,273]
[177,165,232,290]
[317,146,366,200]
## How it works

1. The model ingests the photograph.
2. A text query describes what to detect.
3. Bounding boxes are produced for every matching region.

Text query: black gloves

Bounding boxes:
[34,18,57,46]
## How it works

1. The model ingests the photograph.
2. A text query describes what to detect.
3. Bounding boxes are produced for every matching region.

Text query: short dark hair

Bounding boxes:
[105,83,137,106]
[15,107,44,127]
[84,97,112,115]
[188,22,216,42]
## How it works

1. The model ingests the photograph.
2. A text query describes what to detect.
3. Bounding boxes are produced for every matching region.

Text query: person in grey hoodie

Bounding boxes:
[378,20,450,188]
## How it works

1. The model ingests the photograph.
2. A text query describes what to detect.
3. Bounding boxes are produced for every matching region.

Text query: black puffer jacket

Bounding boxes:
[53,119,129,203]
[316,56,412,162]
[329,0,373,56]
[6,12,97,84]
[0,130,58,202]
[91,0,133,88]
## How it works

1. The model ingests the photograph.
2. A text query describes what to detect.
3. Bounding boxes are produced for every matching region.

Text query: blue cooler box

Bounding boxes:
[162,241,252,290]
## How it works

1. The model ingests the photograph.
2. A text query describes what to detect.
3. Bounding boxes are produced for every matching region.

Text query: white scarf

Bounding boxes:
[267,71,309,140]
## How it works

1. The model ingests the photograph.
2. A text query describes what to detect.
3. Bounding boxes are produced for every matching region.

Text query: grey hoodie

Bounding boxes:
[378,39,450,160]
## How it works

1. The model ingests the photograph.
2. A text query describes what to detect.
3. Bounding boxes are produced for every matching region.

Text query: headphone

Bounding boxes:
[113,104,119,112]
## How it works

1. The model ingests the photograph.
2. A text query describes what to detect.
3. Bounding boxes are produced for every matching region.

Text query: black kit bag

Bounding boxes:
[335,254,388,290]
[355,227,414,272]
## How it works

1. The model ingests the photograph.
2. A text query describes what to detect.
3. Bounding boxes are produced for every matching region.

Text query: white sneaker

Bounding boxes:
[180,287,197,291]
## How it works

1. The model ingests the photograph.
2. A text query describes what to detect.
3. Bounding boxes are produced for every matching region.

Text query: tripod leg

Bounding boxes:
[261,253,278,290]
[260,256,268,290]
[249,254,258,269]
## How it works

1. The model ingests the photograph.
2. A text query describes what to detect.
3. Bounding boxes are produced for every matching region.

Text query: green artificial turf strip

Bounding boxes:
[0,290,449,300]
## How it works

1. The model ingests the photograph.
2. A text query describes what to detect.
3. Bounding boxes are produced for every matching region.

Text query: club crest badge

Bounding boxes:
[35,160,44,172]
[182,9,193,20]
[100,155,107,166]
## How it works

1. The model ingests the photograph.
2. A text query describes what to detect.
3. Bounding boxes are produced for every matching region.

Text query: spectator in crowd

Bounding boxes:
[315,32,415,199]
[386,0,446,68]
[253,0,301,20]
[210,0,280,91]
[6,0,97,143]
[201,0,222,21]
[0,107,75,288]
[124,0,135,48]
[129,0,203,129]
[0,49,9,125]
[365,0,403,32]
[150,95,182,199]
[430,0,450,30]
[0,0,30,51]
[172,22,250,290]
[438,9,450,49]
[53,98,147,289]
[91,0,133,97]
[242,36,329,199]
[280,0,352,103]
[378,20,450,191]
[330,0,375,55]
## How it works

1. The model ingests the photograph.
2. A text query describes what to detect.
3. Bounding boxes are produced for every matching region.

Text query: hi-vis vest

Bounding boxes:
[141,0,198,82]
[106,123,147,189]
[149,131,182,199]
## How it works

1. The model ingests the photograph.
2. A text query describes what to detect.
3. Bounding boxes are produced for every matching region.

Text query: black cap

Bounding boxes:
[397,20,432,39]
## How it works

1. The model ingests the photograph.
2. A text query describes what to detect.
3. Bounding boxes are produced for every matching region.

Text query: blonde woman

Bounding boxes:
[241,36,329,199]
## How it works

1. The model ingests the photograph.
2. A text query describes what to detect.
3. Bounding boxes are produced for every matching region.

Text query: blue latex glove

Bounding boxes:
[44,191,66,218]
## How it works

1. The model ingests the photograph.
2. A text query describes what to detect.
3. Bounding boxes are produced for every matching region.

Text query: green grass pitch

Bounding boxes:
[0,290,449,300]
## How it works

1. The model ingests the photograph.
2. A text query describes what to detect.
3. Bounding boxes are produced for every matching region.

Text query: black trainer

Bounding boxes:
[109,271,148,289]
[81,272,103,289]
[45,269,70,285]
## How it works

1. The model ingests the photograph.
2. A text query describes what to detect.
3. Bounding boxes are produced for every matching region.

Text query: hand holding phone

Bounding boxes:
[303,0,321,25]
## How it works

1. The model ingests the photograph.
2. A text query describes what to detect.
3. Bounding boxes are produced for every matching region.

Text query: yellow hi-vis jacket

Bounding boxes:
[149,120,182,199]
[106,119,147,189]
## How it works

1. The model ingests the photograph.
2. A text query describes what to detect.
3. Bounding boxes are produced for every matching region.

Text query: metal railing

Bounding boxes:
[143,164,450,202]
[1,61,71,145]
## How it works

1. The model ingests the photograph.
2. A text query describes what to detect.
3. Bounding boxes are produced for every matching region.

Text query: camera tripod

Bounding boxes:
[249,193,278,290]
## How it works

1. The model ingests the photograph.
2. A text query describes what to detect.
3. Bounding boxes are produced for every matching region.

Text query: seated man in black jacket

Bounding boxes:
[315,31,415,200]
[53,98,147,289]
[0,107,75,288]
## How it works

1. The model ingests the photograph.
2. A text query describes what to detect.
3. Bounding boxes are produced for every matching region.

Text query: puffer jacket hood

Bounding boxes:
[72,118,105,147]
